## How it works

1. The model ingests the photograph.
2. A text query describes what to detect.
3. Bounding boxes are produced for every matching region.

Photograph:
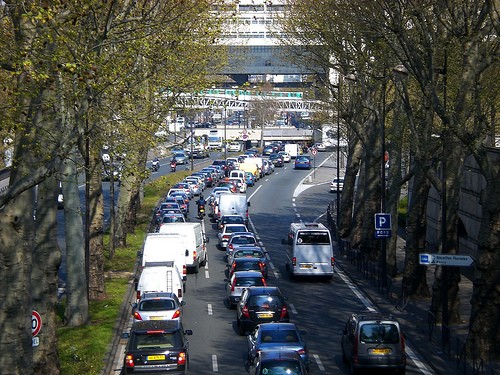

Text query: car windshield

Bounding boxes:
[235,277,264,287]
[260,361,303,375]
[260,330,299,343]
[132,332,179,350]
[139,299,176,311]
[359,323,400,344]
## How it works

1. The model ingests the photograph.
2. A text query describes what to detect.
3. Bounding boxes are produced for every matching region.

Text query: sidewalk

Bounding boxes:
[306,155,497,375]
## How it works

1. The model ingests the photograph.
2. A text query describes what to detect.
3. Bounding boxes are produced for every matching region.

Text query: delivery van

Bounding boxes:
[217,193,250,225]
[282,222,335,280]
[135,262,184,302]
[239,160,259,180]
[140,233,188,283]
[158,222,208,273]
[284,143,300,159]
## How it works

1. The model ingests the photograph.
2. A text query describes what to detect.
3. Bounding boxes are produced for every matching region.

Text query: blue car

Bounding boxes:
[294,155,311,170]
[245,172,255,187]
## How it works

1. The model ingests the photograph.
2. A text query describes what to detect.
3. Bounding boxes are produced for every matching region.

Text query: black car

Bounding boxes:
[123,320,192,374]
[249,350,309,375]
[268,153,284,167]
[236,287,289,335]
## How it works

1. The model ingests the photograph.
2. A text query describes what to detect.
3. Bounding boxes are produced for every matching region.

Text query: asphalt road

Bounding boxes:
[109,152,433,374]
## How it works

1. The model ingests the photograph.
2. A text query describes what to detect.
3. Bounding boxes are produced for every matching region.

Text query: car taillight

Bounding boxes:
[296,348,306,355]
[177,351,187,365]
[259,262,264,271]
[280,305,288,319]
[231,279,236,292]
[193,251,197,261]
[125,354,134,368]
[132,311,142,320]
[261,278,266,286]
[228,244,234,250]
[136,291,141,300]
[172,309,181,319]
[223,234,230,239]
[292,257,296,266]
[178,288,182,298]
[401,333,405,352]
[242,305,250,318]
[183,265,186,277]
[331,257,335,267]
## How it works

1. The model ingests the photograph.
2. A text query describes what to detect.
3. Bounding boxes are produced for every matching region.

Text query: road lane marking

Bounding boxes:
[207,303,213,315]
[212,354,218,372]
[405,346,434,375]
[205,269,210,279]
[313,354,325,371]
[288,303,297,314]
[268,261,275,269]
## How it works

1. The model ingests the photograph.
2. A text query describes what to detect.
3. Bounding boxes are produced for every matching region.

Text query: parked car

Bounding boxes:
[225,271,266,308]
[227,246,269,279]
[218,224,248,249]
[330,177,345,192]
[341,312,406,375]
[122,320,192,374]
[248,350,309,375]
[247,322,309,367]
[236,287,289,335]
[131,292,185,322]
[294,155,311,170]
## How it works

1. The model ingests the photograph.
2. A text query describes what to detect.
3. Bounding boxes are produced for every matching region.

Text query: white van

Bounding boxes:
[136,262,184,302]
[158,222,208,273]
[282,222,335,280]
[140,233,188,283]
[229,169,246,181]
[217,193,250,225]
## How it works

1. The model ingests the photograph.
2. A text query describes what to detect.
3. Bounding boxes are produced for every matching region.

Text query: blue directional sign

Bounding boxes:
[374,213,392,238]
[419,253,475,267]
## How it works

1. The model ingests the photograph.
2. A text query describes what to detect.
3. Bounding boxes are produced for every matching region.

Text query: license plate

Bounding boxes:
[300,264,313,269]
[150,316,166,320]
[371,348,390,355]
[147,355,165,361]
[258,313,273,318]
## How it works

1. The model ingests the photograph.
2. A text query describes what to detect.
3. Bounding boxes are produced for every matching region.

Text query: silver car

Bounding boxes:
[227,246,269,279]
[225,271,266,308]
[225,232,258,259]
[131,292,185,322]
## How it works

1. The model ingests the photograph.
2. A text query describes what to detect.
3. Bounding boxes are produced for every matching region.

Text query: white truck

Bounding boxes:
[207,129,223,150]
[284,143,300,159]
[158,222,208,273]
[135,262,184,302]
[217,193,250,225]
[282,222,335,280]
[140,233,188,284]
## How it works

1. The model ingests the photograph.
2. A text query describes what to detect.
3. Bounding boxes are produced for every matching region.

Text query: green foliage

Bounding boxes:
[398,196,408,228]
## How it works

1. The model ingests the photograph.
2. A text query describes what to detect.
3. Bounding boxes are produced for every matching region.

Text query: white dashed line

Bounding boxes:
[212,354,218,372]
[268,261,275,269]
[205,269,210,279]
[288,303,297,315]
[207,303,213,315]
[313,354,325,371]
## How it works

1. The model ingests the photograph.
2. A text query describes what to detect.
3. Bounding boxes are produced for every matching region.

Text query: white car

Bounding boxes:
[278,151,291,163]
[330,177,344,192]
[228,142,242,152]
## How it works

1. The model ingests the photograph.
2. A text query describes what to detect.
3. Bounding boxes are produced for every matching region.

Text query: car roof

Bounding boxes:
[234,247,264,254]
[140,292,177,300]
[255,322,297,331]
[229,232,255,237]
[258,349,304,362]
[232,270,265,278]
[244,286,281,295]
[233,257,261,263]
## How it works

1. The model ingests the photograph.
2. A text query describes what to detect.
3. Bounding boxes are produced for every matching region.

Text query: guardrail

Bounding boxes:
[0,168,9,196]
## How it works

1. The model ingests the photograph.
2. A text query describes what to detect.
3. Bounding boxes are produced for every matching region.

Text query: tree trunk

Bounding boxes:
[466,169,500,361]
[62,149,90,326]
[88,145,105,300]
[32,176,61,375]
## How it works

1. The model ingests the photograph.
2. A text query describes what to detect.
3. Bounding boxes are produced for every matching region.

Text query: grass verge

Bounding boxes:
[57,171,192,375]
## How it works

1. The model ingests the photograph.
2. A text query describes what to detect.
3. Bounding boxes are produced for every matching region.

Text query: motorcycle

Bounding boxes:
[170,161,177,172]
[197,204,205,219]
[150,161,159,172]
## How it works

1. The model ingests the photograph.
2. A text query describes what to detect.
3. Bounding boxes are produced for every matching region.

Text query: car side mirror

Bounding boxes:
[184,330,193,336]
[130,303,138,309]
[224,278,230,282]
[247,202,251,207]
[204,236,210,243]
[121,332,130,339]
[281,239,286,245]
[185,249,189,256]
[181,301,186,306]
[137,250,142,257]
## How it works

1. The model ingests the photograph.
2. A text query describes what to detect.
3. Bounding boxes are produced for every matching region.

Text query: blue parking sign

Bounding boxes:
[374,213,391,230]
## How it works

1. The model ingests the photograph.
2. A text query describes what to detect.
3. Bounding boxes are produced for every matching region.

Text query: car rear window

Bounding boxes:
[223,217,244,224]
[296,231,330,245]
[261,361,302,375]
[132,332,180,349]
[359,323,400,344]
[226,226,247,233]
[235,250,263,258]
[139,300,176,311]
[235,277,264,287]
[235,261,261,271]
[261,330,299,343]
[232,236,256,245]
[248,295,282,309]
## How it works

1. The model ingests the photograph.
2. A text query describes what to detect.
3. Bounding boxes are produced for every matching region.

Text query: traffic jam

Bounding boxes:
[120,142,408,375]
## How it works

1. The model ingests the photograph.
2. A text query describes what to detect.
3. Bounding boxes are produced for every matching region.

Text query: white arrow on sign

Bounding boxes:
[419,253,475,267]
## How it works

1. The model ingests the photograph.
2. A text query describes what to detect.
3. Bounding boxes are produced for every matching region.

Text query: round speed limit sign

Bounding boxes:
[311,148,318,156]
[32,310,42,337]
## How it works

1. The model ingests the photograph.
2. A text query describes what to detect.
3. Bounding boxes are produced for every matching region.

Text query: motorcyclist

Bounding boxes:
[151,157,159,171]
[170,158,177,172]
[196,194,206,217]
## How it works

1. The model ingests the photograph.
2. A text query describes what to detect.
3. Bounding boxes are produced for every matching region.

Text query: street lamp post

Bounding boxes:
[336,79,342,240]
[190,116,194,171]
[224,105,227,161]
[380,71,388,288]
